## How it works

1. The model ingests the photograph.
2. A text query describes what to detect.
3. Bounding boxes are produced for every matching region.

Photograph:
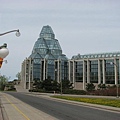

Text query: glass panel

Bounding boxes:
[61,61,68,80]
[90,60,98,83]
[75,61,83,82]
[105,59,115,84]
[33,63,41,80]
[47,60,55,80]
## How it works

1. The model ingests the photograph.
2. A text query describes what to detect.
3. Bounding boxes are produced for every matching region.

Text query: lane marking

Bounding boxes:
[4,95,30,120]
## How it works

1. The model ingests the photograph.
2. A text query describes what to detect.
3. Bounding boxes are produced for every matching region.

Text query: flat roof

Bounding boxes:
[72,52,120,59]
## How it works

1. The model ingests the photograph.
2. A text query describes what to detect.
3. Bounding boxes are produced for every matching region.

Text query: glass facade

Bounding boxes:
[47,59,55,80]
[21,25,120,90]
[61,61,68,80]
[90,60,98,83]
[72,52,120,87]
[75,61,83,82]
[100,60,103,83]
[105,59,115,84]
[29,25,68,81]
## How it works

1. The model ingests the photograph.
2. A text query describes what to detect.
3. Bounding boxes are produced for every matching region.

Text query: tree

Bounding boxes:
[0,75,8,90]
[33,79,42,90]
[16,72,21,80]
[59,80,73,92]
[5,81,16,91]
[86,83,95,91]
[32,79,73,92]
[42,79,60,91]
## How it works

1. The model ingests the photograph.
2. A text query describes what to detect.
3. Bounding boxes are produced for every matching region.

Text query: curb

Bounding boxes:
[1,104,9,120]
[0,98,4,120]
[0,99,9,120]
[52,97,120,113]
[0,107,3,120]
[27,93,120,113]
[49,96,120,113]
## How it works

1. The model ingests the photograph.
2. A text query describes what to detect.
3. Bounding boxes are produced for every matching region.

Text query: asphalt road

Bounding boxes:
[6,92,120,120]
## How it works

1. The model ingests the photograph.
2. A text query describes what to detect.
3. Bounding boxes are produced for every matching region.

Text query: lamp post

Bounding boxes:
[0,29,20,68]
[59,60,62,95]
[0,29,20,37]
[110,62,119,98]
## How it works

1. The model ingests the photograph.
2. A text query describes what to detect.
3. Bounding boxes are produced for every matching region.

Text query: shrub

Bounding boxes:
[7,88,16,91]
[29,89,45,92]
[88,88,120,96]
[63,89,87,95]
[86,83,95,91]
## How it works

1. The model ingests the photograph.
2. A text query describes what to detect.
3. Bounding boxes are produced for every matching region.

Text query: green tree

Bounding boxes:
[32,79,73,92]
[61,80,73,90]
[86,83,95,91]
[33,79,42,90]
[16,72,21,80]
[0,75,8,91]
[41,79,60,91]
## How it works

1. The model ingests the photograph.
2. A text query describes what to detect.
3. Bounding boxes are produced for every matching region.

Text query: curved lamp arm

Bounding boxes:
[0,29,20,37]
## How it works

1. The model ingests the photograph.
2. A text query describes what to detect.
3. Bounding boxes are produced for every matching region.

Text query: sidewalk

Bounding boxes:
[0,92,58,120]
[0,102,3,120]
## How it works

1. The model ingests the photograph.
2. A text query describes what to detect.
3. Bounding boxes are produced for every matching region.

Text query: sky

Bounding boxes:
[0,0,120,80]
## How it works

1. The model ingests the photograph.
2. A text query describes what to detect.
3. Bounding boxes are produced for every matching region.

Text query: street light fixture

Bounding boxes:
[110,62,119,98]
[0,29,20,37]
[59,60,62,95]
[0,29,21,68]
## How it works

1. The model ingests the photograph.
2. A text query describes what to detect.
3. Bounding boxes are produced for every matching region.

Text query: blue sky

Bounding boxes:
[0,0,120,80]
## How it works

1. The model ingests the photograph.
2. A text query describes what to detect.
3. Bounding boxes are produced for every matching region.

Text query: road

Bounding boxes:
[6,92,120,120]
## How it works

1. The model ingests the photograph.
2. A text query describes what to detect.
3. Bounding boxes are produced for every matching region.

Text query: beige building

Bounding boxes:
[21,26,120,91]
[70,53,120,90]
[21,25,68,90]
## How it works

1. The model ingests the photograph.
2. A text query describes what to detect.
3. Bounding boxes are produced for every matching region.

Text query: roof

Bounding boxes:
[72,52,120,60]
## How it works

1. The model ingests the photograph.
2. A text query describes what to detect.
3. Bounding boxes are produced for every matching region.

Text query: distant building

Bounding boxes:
[70,53,120,90]
[21,25,120,90]
[21,25,68,89]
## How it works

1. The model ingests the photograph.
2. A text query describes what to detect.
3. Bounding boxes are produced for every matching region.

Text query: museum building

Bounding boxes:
[21,25,120,90]
[21,25,68,89]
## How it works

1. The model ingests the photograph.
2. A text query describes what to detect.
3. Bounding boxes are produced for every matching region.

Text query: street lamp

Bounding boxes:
[0,29,20,68]
[0,29,20,37]
[59,60,62,95]
[110,62,119,98]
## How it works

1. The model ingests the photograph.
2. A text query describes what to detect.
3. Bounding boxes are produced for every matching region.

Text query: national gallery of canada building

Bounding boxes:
[21,25,120,90]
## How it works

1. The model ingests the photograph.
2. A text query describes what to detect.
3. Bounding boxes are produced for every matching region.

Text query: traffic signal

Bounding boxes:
[0,58,3,68]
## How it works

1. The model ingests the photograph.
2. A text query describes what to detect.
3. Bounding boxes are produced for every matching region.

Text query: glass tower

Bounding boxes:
[29,25,68,81]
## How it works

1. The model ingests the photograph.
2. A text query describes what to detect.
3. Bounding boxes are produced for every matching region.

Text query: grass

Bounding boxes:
[52,96,120,108]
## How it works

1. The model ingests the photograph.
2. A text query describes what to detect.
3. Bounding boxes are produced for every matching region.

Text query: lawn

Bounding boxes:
[52,96,120,108]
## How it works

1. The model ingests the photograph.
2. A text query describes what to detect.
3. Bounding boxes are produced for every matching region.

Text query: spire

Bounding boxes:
[39,25,55,39]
